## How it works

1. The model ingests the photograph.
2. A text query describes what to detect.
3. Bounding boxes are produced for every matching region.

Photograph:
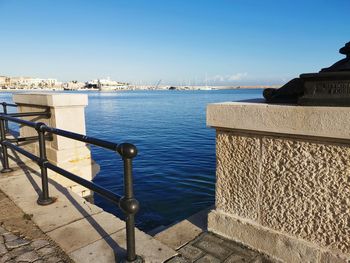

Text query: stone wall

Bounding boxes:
[11,93,99,198]
[207,101,350,263]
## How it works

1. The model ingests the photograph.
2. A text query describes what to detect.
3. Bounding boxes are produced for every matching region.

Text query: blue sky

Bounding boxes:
[0,0,349,85]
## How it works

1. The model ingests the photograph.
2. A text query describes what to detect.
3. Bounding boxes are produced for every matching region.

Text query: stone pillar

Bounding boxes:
[207,101,350,263]
[12,93,99,198]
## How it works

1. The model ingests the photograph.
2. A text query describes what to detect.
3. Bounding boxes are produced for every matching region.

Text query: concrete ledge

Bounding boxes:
[208,210,350,263]
[207,101,350,140]
[13,93,88,107]
[154,207,211,250]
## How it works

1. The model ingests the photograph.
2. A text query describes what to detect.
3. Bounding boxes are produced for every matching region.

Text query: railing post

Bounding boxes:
[35,122,54,205]
[118,143,142,263]
[0,117,12,173]
[1,103,9,132]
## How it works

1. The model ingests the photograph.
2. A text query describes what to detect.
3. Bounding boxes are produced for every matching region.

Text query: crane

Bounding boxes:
[154,79,162,89]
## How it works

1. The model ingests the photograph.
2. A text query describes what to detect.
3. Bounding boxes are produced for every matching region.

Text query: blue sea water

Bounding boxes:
[0,89,262,231]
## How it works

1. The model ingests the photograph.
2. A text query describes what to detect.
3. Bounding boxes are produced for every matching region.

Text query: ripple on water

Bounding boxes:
[0,89,262,231]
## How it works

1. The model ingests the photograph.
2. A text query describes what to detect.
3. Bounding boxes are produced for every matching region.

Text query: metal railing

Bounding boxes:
[1,102,18,132]
[0,103,141,262]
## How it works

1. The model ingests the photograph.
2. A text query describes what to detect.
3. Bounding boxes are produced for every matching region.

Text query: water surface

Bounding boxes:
[0,89,262,231]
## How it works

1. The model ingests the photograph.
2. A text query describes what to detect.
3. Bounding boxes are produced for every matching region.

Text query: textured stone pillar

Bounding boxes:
[12,93,99,198]
[207,101,350,263]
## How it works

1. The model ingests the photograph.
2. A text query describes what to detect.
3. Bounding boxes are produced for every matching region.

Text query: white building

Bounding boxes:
[87,77,129,91]
[3,76,58,89]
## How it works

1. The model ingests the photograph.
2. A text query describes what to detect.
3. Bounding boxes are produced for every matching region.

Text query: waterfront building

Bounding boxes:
[62,81,86,90]
[0,75,58,89]
[0,76,7,86]
[87,77,129,91]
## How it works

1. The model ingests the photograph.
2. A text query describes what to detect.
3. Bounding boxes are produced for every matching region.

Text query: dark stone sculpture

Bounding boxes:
[321,42,350,72]
[264,42,350,106]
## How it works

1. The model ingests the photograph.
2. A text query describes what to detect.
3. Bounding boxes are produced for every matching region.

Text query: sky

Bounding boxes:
[0,0,349,85]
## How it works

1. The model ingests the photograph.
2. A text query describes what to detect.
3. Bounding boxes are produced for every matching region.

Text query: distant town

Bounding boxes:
[0,75,279,91]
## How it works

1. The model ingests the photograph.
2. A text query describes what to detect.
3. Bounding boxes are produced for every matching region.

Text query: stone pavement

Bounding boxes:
[165,232,279,263]
[154,208,279,263]
[0,189,71,263]
[0,227,68,263]
[0,160,176,262]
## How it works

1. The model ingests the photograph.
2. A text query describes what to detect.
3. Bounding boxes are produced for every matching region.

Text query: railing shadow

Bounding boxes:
[185,206,213,231]
[2,149,127,262]
[0,109,140,262]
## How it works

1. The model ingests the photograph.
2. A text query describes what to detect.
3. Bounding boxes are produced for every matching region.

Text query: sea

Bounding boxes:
[0,89,263,232]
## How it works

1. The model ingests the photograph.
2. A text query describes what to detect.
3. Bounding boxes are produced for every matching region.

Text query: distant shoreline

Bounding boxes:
[0,85,279,92]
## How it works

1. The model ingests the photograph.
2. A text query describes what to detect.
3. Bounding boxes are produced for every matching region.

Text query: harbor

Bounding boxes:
[1,0,349,262]
[0,85,349,262]
[0,75,279,92]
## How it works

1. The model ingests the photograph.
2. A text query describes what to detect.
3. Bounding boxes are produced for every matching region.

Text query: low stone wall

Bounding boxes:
[207,101,350,263]
[10,93,99,197]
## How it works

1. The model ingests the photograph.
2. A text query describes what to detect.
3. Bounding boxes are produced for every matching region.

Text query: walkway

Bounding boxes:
[0,159,176,262]
[0,190,71,263]
[154,209,279,263]
[1,152,280,263]
[166,232,278,263]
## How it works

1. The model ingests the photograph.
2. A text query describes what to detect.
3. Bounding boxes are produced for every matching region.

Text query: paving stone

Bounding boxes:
[11,231,20,236]
[0,252,11,263]
[250,256,275,263]
[195,254,221,263]
[221,242,257,258]
[8,245,32,258]
[31,239,50,250]
[15,250,40,262]
[197,233,224,246]
[154,217,203,250]
[166,256,190,263]
[44,256,63,263]
[0,242,7,255]
[178,245,205,262]
[3,233,19,243]
[69,228,176,263]
[36,246,56,257]
[224,254,248,263]
[0,184,68,263]
[0,227,8,235]
[6,239,31,250]
[172,232,279,263]
[0,172,102,233]
[193,239,231,260]
[46,211,125,253]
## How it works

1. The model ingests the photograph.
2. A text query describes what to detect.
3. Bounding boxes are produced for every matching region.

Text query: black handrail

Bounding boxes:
[0,102,50,133]
[0,105,141,262]
[43,125,120,152]
[0,114,37,128]
[45,162,121,204]
[6,111,51,118]
[1,102,17,108]
[6,135,52,143]
[1,102,17,132]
